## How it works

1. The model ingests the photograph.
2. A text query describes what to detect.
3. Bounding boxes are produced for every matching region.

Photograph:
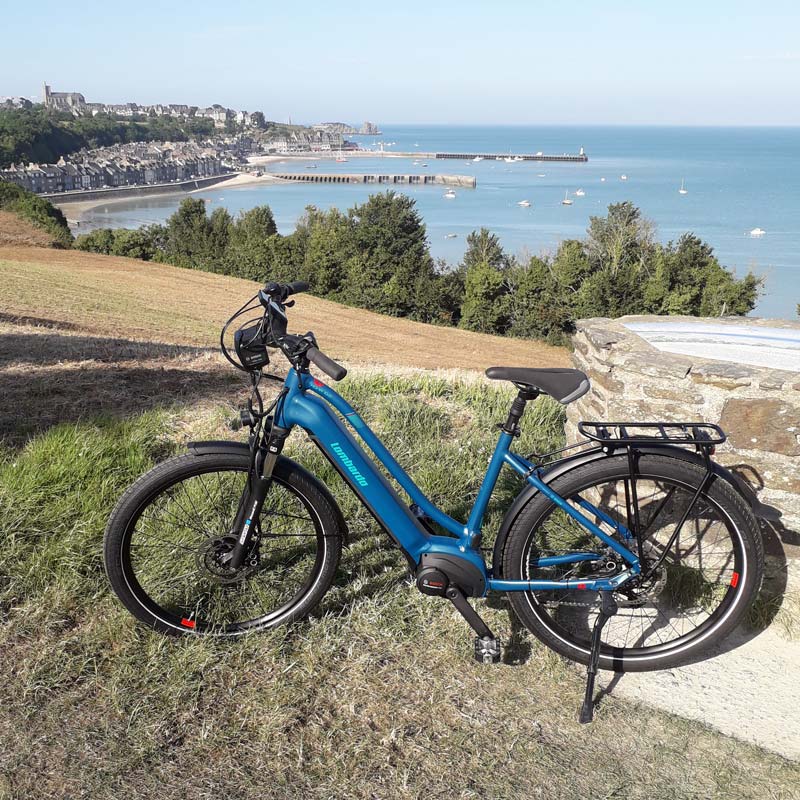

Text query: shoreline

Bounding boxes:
[55,151,428,225]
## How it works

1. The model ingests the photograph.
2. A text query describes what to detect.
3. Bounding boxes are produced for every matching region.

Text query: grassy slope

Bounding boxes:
[2,377,799,800]
[0,246,569,371]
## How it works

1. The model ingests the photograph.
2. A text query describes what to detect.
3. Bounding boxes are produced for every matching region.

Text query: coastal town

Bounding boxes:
[0,83,380,196]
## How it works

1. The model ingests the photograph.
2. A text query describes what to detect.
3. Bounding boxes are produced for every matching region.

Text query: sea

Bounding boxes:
[77,126,800,319]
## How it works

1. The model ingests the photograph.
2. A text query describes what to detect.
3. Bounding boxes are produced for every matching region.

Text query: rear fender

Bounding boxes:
[491,443,773,579]
[187,440,349,544]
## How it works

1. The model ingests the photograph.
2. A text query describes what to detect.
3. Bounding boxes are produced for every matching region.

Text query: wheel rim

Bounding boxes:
[520,470,747,662]
[119,465,327,634]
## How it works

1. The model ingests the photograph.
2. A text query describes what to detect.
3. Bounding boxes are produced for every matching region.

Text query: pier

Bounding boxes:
[271,173,476,188]
[433,151,588,162]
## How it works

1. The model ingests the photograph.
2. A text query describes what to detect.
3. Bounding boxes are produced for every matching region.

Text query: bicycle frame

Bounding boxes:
[274,369,642,597]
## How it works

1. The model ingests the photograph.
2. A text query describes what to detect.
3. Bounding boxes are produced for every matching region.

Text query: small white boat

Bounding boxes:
[575,189,585,197]
[496,156,504,161]
[536,151,543,156]
[678,178,688,195]
[444,233,458,239]
[472,156,483,162]
[414,142,419,147]
[504,156,515,163]
[306,164,317,169]
[561,191,573,206]
[537,173,546,178]
[517,200,531,207]
[513,156,523,162]
[421,163,428,167]
[600,177,606,182]
[749,227,766,238]
[444,189,457,199]
[620,174,628,181]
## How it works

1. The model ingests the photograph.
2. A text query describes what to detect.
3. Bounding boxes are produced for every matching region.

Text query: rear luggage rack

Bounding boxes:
[578,421,726,449]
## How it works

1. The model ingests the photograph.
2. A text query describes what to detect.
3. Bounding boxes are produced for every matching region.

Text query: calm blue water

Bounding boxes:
[79,125,800,318]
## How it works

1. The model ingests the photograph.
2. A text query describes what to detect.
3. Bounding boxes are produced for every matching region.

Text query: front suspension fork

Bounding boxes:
[229,426,289,570]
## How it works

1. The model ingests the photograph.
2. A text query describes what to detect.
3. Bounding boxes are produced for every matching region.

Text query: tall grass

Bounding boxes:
[1,375,797,799]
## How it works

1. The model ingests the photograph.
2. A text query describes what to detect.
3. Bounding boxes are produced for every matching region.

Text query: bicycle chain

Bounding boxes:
[533,548,616,609]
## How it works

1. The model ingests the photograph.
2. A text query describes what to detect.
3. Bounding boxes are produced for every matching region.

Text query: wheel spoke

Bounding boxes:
[517,468,744,657]
[123,466,328,633]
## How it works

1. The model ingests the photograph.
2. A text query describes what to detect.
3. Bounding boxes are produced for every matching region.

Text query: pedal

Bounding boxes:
[474,635,501,664]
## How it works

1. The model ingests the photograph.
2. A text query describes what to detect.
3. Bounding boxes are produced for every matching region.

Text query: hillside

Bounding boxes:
[0,211,59,248]
[2,245,799,798]
[0,245,569,371]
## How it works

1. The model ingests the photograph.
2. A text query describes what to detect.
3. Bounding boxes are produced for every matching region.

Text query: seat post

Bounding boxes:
[502,387,539,435]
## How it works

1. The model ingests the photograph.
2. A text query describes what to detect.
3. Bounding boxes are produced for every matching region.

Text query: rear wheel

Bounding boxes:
[501,454,763,671]
[104,451,343,635]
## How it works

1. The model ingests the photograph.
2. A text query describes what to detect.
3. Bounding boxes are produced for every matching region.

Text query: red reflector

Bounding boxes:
[313,378,324,387]
[577,582,587,590]
[181,617,196,629]
[730,572,740,589]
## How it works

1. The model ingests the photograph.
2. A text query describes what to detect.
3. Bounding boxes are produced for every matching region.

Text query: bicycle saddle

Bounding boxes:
[485,367,590,405]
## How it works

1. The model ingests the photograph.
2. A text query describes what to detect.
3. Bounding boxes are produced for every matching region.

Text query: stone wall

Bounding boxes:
[567,316,800,530]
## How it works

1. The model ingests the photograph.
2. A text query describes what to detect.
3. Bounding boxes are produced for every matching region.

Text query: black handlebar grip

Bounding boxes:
[307,347,347,381]
[287,281,310,296]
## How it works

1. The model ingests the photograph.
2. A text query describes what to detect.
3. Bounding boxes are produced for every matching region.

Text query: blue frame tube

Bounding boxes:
[502,452,640,570]
[274,371,640,596]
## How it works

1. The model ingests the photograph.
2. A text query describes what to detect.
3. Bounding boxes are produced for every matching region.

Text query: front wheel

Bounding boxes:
[501,454,763,671]
[104,450,344,636]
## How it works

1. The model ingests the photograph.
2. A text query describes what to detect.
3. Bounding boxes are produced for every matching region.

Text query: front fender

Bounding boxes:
[491,443,775,579]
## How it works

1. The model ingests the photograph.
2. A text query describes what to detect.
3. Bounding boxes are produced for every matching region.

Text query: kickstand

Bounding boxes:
[579,590,618,724]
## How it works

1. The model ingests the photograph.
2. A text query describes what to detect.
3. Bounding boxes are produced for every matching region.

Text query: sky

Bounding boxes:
[3,0,800,126]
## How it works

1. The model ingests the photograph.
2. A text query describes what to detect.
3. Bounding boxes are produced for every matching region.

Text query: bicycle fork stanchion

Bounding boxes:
[229,426,290,570]
[445,586,501,664]
[579,590,618,724]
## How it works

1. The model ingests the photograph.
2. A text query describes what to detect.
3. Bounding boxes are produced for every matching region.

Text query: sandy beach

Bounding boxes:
[54,169,281,225]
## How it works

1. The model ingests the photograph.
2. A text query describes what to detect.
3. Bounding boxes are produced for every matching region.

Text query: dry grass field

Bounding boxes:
[0,212,60,248]
[0,245,569,372]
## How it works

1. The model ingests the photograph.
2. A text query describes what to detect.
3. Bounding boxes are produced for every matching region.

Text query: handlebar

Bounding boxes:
[261,280,309,304]
[225,279,346,380]
[307,346,348,381]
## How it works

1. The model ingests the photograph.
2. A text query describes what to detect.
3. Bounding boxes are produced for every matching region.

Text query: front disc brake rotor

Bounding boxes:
[195,535,259,584]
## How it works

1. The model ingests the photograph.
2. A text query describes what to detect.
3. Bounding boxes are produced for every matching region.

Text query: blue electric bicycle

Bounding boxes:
[104,280,764,721]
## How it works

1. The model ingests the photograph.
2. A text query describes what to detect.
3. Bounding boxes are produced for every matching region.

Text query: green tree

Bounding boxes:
[75,227,115,254]
[462,228,509,272]
[642,233,760,316]
[458,229,510,334]
[342,192,438,319]
[207,207,233,272]
[507,256,573,344]
[111,225,167,261]
[300,206,354,295]
[225,205,279,280]
[164,198,215,269]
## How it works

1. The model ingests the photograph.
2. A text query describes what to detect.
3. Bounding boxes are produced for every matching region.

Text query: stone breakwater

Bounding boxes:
[567,315,800,532]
